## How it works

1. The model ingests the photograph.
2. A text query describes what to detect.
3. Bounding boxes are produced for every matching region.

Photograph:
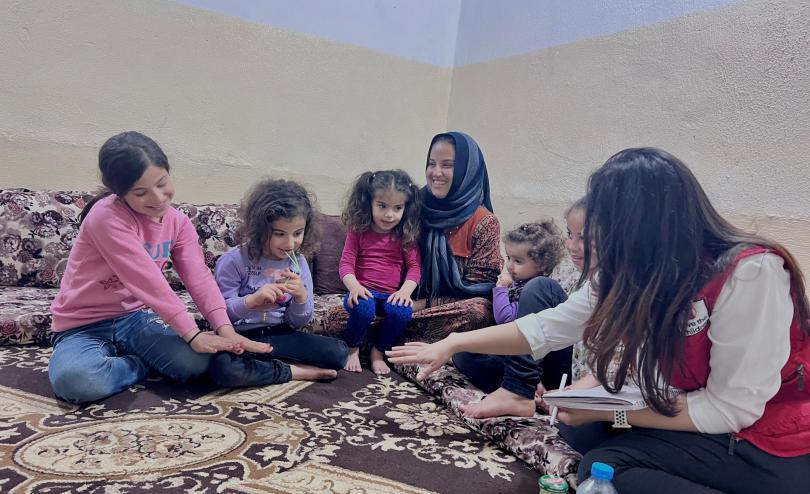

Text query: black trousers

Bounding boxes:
[579,428,810,494]
[452,276,572,399]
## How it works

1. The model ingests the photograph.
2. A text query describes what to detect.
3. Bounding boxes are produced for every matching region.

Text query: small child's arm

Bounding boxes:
[492,285,519,324]
[339,232,372,308]
[387,243,421,307]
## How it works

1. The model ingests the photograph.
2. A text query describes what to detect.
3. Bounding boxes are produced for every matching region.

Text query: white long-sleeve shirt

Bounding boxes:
[515,253,792,434]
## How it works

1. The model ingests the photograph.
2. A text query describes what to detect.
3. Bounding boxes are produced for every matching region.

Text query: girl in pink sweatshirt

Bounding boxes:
[49,131,269,404]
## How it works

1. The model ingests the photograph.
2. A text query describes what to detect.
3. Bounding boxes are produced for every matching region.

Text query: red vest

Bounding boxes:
[670,247,810,457]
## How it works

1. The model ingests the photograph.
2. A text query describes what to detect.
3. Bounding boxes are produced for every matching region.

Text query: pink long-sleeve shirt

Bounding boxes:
[50,195,230,336]
[338,229,421,293]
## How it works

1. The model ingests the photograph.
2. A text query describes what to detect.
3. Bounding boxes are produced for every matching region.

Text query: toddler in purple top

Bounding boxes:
[493,220,567,324]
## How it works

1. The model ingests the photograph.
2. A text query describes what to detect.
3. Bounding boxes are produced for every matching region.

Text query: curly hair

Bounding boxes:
[341,169,421,249]
[235,178,320,262]
[504,220,565,276]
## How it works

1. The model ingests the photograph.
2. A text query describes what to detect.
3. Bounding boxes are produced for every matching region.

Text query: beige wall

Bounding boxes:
[3,0,809,268]
[0,0,452,213]
[448,0,810,269]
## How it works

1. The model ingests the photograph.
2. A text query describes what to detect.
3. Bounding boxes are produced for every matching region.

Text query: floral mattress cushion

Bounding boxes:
[395,363,582,487]
[0,287,345,346]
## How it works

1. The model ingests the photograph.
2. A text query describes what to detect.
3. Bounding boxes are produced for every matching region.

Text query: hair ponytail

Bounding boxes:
[79,131,169,224]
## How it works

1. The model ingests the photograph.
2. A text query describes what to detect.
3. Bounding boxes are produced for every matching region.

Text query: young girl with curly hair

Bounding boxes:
[211,178,348,385]
[339,169,422,374]
[452,220,571,418]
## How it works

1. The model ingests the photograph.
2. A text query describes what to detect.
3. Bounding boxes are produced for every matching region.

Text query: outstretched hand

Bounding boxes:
[216,324,273,354]
[188,332,242,354]
[386,339,454,380]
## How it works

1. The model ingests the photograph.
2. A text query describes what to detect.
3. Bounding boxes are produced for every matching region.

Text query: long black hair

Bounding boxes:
[582,147,810,415]
[80,131,169,223]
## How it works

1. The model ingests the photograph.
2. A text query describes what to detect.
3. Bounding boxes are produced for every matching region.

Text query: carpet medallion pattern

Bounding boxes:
[0,346,539,493]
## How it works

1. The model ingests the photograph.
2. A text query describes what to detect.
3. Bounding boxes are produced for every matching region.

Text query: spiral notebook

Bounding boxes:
[542,385,648,411]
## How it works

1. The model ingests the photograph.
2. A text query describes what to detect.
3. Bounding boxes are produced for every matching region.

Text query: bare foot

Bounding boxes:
[290,363,338,381]
[344,347,362,372]
[370,347,390,375]
[460,387,536,419]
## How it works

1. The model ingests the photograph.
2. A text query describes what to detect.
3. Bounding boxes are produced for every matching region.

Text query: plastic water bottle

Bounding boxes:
[577,462,618,493]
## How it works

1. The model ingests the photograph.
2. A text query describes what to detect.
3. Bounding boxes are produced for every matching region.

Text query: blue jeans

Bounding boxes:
[343,290,412,351]
[48,309,211,404]
[208,324,348,387]
[452,277,571,399]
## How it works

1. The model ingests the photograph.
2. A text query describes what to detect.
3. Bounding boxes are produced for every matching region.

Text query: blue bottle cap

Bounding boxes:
[591,462,614,481]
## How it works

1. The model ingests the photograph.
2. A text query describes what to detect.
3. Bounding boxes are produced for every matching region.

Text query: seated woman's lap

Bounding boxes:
[579,428,810,494]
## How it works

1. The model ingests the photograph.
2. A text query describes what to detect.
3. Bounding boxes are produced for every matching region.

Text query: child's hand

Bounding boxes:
[216,324,273,354]
[187,331,240,354]
[496,271,513,287]
[387,290,413,307]
[279,270,308,304]
[246,283,287,310]
[346,285,372,308]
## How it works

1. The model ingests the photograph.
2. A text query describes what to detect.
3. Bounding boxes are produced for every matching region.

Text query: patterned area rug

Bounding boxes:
[0,346,540,493]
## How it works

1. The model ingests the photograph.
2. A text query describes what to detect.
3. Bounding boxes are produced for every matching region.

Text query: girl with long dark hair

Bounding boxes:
[49,131,269,404]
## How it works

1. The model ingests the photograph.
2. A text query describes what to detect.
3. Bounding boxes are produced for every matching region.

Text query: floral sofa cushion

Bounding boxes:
[0,188,348,346]
[0,286,345,346]
[0,189,91,287]
[163,202,241,289]
[0,188,241,289]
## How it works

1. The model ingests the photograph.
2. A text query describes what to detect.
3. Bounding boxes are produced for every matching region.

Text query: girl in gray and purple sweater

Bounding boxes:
[210,179,348,386]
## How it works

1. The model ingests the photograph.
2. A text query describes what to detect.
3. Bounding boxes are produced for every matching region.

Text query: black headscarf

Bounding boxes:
[419,131,495,299]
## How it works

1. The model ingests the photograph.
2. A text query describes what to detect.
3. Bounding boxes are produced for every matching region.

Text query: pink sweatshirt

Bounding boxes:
[50,195,230,336]
[338,229,421,293]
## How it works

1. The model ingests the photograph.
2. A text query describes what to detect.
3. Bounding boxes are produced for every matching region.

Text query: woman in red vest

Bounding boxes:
[389,147,810,493]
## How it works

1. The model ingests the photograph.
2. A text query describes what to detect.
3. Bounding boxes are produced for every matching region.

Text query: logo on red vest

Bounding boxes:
[686,299,709,336]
